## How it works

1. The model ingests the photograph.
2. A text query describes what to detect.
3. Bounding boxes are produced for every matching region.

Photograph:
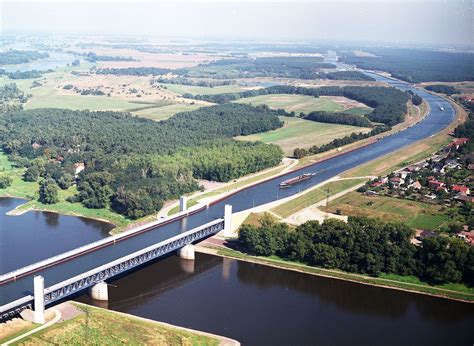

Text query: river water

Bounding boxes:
[0,198,113,274]
[77,253,474,345]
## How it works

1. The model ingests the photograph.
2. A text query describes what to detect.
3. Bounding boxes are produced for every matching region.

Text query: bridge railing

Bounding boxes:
[0,217,224,320]
[0,202,208,285]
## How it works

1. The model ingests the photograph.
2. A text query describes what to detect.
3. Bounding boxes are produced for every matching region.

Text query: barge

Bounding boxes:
[279,172,315,188]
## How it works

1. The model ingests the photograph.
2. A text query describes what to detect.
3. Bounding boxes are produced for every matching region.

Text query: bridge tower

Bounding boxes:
[89,282,109,301]
[223,204,233,237]
[179,196,188,212]
[33,275,45,324]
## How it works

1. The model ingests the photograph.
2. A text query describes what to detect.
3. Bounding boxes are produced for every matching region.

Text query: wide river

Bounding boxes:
[76,253,474,345]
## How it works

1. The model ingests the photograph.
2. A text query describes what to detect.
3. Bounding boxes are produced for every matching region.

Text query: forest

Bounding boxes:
[425,84,460,96]
[304,111,372,127]
[0,104,283,218]
[239,217,473,286]
[322,71,375,81]
[0,83,28,111]
[0,69,45,80]
[188,84,409,126]
[153,76,236,87]
[178,57,336,79]
[342,48,474,83]
[0,49,49,65]
[83,52,137,62]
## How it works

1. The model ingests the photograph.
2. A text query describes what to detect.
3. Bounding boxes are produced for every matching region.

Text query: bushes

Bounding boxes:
[0,175,12,189]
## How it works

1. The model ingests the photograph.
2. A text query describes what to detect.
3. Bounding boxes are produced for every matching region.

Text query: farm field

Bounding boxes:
[132,103,202,121]
[236,116,371,155]
[326,192,450,230]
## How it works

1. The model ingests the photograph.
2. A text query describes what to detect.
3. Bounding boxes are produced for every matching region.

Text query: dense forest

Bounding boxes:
[0,104,283,218]
[177,57,336,79]
[322,71,375,81]
[304,111,372,127]
[187,84,409,126]
[2,70,45,79]
[425,84,460,96]
[0,83,28,111]
[239,217,473,286]
[342,48,474,83]
[95,67,171,76]
[0,50,49,65]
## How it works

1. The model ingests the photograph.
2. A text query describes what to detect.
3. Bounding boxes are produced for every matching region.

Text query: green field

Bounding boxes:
[133,103,202,121]
[12,303,219,345]
[160,82,247,95]
[327,192,451,230]
[234,94,345,113]
[343,106,373,115]
[271,178,367,218]
[236,116,371,155]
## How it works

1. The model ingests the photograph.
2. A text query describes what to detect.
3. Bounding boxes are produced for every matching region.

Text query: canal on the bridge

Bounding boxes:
[77,253,474,346]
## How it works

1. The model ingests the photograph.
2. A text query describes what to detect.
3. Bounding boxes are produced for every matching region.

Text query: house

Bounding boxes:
[408,181,422,190]
[370,181,384,188]
[448,138,469,150]
[74,162,85,176]
[389,177,404,188]
[380,176,389,184]
[454,193,474,203]
[365,190,378,196]
[428,180,444,190]
[468,163,474,171]
[457,231,474,246]
[452,185,470,195]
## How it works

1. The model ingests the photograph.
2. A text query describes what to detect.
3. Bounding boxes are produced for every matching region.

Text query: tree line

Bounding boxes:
[0,50,49,65]
[95,67,171,76]
[239,216,473,286]
[425,84,461,96]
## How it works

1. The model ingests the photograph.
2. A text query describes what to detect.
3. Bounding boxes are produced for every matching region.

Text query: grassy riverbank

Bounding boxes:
[6,303,221,345]
[205,246,474,302]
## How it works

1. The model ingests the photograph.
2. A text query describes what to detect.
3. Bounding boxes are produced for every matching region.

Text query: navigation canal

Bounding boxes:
[77,253,474,345]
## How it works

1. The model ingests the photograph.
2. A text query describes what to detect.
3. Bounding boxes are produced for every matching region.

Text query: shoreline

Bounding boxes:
[196,244,474,304]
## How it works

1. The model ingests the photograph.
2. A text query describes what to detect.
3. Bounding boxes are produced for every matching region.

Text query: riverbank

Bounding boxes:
[0,301,239,345]
[196,243,474,303]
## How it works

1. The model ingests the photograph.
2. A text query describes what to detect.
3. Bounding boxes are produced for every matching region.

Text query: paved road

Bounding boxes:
[0,73,456,307]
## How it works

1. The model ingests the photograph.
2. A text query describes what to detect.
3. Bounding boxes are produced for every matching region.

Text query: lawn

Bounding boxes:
[16,303,219,345]
[234,94,344,113]
[327,192,451,230]
[271,178,367,218]
[133,103,202,121]
[160,82,247,95]
[236,116,371,155]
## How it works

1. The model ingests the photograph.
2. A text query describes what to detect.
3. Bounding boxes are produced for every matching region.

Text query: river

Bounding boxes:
[0,198,113,274]
[77,253,474,345]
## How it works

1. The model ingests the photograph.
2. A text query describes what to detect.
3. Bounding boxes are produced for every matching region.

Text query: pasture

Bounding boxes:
[132,104,202,121]
[236,116,371,155]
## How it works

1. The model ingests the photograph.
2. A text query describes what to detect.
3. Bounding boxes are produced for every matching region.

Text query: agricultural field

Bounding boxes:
[326,192,451,230]
[236,116,371,155]
[132,103,202,121]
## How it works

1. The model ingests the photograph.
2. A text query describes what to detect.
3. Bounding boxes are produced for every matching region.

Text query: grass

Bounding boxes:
[343,107,373,115]
[234,93,345,113]
[160,83,246,95]
[271,178,367,218]
[236,116,371,156]
[15,303,219,345]
[133,103,202,121]
[0,151,130,228]
[213,246,474,302]
[327,192,451,230]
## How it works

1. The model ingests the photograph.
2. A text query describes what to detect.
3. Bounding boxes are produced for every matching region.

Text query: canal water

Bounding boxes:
[0,198,113,274]
[77,253,474,346]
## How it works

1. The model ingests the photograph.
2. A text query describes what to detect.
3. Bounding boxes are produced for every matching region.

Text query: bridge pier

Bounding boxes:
[89,282,108,301]
[33,275,45,324]
[223,204,232,237]
[178,244,195,260]
[179,196,188,212]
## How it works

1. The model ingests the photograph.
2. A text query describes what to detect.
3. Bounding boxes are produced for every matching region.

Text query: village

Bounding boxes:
[359,137,473,244]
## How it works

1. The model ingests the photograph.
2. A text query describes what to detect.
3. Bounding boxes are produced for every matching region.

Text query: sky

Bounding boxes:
[1,0,473,46]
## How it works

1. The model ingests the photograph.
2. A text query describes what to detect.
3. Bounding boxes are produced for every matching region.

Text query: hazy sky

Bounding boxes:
[1,0,473,46]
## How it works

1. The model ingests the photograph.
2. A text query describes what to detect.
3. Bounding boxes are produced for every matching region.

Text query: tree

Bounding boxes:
[38,178,59,204]
[23,165,40,182]
[0,175,12,189]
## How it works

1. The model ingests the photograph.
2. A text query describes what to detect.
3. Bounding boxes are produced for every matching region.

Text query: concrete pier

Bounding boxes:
[223,204,232,237]
[179,196,188,212]
[33,275,45,324]
[89,282,109,301]
[178,244,195,260]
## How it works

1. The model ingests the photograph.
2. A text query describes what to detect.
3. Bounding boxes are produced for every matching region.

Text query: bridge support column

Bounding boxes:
[223,204,232,237]
[179,196,188,212]
[178,244,195,260]
[34,275,45,324]
[89,282,108,301]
